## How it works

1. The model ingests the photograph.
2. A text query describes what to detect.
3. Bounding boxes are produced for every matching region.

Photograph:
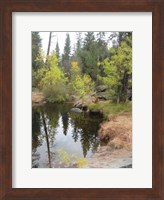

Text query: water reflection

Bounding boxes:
[32,103,103,168]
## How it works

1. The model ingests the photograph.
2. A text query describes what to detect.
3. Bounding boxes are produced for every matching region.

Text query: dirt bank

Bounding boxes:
[87,114,132,168]
[32,91,45,104]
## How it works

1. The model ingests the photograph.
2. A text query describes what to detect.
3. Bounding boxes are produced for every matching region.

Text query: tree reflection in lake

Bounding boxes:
[32,103,103,168]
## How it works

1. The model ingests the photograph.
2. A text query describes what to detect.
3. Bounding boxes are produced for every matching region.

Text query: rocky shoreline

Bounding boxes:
[86,114,132,168]
[32,89,132,168]
[87,147,132,168]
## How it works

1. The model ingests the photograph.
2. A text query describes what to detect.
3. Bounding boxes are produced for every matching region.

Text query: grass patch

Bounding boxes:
[88,101,132,119]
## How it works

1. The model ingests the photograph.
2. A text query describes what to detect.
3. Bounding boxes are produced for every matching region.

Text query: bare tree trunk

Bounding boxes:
[45,32,52,68]
[41,112,52,168]
[47,32,52,57]
[117,96,120,104]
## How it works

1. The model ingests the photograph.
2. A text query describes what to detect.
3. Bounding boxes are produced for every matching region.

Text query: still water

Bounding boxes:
[32,103,103,168]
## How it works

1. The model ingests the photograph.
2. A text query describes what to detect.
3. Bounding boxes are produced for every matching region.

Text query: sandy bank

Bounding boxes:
[87,114,132,168]
[32,91,45,104]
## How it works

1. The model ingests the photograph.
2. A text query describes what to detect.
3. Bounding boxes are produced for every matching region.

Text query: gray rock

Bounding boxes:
[70,107,83,113]
[120,164,132,168]
[96,85,108,92]
[73,101,88,111]
[96,91,111,100]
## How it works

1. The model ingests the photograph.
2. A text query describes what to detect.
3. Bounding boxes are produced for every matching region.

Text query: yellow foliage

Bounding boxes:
[57,148,88,167]
[76,158,88,167]
[70,62,95,97]
[37,52,68,102]
[70,61,81,75]
[57,148,71,165]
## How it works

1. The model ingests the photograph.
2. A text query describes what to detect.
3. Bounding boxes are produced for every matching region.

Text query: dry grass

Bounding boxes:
[99,114,132,150]
[32,91,45,103]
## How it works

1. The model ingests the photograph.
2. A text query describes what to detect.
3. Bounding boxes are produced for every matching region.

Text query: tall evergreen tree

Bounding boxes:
[78,32,107,82]
[76,32,82,52]
[32,32,44,87]
[83,32,95,50]
[96,32,109,79]
[79,32,98,81]
[32,32,43,72]
[61,33,71,73]
[96,32,108,60]
[55,41,60,59]
[109,32,132,47]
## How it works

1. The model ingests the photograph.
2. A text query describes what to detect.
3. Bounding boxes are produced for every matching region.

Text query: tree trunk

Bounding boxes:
[41,112,52,168]
[45,32,52,68]
[47,32,52,57]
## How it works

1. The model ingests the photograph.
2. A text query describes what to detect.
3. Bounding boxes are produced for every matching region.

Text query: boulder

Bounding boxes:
[98,96,107,101]
[96,91,111,101]
[96,85,108,92]
[74,102,83,109]
[70,107,83,113]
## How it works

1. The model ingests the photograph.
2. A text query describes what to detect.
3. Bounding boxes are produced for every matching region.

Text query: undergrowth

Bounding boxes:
[88,101,132,119]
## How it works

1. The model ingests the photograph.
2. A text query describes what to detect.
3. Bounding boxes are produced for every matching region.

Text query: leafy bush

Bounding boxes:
[89,101,132,119]
[37,52,68,102]
[56,148,88,168]
[98,37,132,103]
[70,61,95,98]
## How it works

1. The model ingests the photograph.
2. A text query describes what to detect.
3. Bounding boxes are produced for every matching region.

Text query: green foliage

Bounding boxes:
[79,32,99,81]
[76,32,82,53]
[32,31,132,104]
[98,36,132,102]
[55,41,60,59]
[38,52,68,102]
[76,158,88,167]
[57,148,71,166]
[32,32,44,87]
[62,33,71,74]
[76,32,108,82]
[56,148,88,167]
[70,61,95,98]
[89,101,132,119]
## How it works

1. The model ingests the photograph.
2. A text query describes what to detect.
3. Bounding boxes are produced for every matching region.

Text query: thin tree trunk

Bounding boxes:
[41,112,52,168]
[47,32,52,57]
[45,32,52,68]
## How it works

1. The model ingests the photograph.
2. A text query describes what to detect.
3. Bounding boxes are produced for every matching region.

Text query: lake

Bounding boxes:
[32,103,103,168]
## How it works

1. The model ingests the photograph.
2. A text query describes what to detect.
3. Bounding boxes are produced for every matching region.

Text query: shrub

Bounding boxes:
[38,52,68,102]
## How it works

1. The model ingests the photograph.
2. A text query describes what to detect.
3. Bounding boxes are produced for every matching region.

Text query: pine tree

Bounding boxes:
[78,32,98,81]
[76,32,82,52]
[32,32,43,72]
[55,41,60,59]
[83,32,95,50]
[32,32,44,87]
[61,33,71,74]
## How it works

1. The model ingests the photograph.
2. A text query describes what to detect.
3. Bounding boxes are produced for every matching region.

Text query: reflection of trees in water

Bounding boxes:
[32,108,42,167]
[41,111,52,167]
[43,103,71,137]
[61,112,69,135]
[70,113,103,157]
[40,105,60,167]
[32,108,42,149]
[32,105,59,167]
[32,103,102,167]
[32,103,72,167]
[72,127,80,142]
[32,152,40,168]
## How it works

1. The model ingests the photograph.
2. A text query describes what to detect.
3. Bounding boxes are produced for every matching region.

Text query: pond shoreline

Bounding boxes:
[86,114,132,168]
[32,92,132,168]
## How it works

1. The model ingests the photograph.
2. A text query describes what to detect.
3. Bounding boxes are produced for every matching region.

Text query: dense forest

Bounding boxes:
[32,32,132,104]
[32,32,132,168]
